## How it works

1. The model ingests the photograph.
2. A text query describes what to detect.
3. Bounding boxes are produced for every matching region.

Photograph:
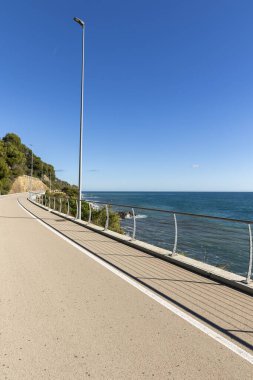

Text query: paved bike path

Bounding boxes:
[0,194,252,379]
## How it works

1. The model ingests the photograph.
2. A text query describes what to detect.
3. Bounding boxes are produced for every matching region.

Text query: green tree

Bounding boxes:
[0,158,9,179]
[0,178,11,194]
[3,133,22,147]
[5,144,26,176]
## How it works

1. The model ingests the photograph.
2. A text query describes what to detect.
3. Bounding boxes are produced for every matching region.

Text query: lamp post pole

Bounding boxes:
[29,144,33,193]
[74,17,85,220]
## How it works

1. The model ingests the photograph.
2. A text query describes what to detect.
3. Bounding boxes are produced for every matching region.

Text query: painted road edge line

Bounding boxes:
[18,199,253,365]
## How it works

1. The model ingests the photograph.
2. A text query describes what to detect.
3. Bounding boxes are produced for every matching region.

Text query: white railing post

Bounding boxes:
[132,208,136,240]
[59,198,62,213]
[75,199,78,219]
[54,197,56,210]
[172,213,178,256]
[246,224,253,284]
[105,204,109,230]
[49,197,51,209]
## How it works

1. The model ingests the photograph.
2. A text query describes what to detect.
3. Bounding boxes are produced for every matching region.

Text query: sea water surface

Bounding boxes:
[83,192,253,277]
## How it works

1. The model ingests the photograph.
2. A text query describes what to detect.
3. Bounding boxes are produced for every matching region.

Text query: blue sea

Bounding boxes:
[83,192,253,277]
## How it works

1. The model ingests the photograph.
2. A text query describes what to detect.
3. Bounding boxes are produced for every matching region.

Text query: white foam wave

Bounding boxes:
[125,214,148,219]
[123,214,148,220]
[136,214,147,219]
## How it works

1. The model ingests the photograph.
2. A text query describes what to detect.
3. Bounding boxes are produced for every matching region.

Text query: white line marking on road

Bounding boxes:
[18,199,253,365]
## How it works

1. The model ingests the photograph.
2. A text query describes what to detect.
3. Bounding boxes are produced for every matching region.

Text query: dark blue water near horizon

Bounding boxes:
[82,192,253,277]
[83,191,253,221]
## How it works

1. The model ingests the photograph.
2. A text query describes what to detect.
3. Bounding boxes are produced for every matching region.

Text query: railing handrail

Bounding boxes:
[83,199,253,225]
[34,193,253,283]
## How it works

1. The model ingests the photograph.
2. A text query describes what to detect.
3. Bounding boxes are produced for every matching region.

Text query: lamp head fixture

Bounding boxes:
[73,17,85,27]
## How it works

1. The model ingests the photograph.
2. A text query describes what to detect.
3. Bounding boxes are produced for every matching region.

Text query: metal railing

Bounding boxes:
[34,194,253,284]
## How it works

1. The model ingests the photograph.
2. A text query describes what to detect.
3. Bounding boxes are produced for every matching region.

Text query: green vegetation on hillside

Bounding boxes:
[1,132,122,233]
[0,133,56,194]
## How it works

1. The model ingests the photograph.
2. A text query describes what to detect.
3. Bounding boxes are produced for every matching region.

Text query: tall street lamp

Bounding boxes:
[49,171,52,192]
[73,16,85,220]
[29,144,33,193]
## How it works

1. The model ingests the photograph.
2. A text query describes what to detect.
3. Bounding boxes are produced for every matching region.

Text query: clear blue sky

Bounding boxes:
[1,0,253,191]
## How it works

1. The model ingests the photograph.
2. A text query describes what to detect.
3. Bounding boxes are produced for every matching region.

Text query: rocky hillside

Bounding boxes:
[0,133,55,195]
[0,133,122,234]
[0,132,77,196]
[9,175,48,194]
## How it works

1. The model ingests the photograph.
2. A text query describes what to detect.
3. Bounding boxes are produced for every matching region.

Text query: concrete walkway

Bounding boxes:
[1,194,253,379]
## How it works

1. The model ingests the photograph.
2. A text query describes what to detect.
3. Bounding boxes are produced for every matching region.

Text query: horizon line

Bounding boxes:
[81,190,253,193]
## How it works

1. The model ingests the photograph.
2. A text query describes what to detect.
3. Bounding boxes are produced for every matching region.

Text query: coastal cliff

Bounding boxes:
[0,133,56,195]
[0,132,76,195]
[9,175,48,194]
[0,132,123,233]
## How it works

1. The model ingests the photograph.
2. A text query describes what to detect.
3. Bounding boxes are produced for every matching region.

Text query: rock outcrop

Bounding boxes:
[9,175,48,194]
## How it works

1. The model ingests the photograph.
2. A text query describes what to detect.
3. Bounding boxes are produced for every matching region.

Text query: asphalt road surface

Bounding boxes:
[1,194,253,379]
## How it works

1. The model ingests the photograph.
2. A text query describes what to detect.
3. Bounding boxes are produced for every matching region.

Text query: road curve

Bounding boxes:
[0,194,253,379]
